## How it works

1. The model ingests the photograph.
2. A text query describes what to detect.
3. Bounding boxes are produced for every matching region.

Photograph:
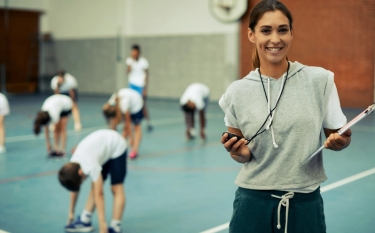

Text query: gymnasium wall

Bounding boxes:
[240,0,375,108]
[38,0,239,99]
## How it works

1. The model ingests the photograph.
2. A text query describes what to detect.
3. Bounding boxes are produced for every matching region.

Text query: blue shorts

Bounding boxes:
[131,109,144,125]
[101,150,127,185]
[129,84,143,95]
[61,89,79,102]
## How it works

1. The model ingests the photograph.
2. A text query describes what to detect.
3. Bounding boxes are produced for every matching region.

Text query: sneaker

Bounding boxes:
[108,227,122,233]
[48,151,65,159]
[129,151,138,159]
[65,216,94,232]
[74,123,82,132]
[147,124,153,132]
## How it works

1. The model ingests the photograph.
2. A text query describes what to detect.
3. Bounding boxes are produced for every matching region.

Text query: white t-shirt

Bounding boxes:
[41,94,73,124]
[117,88,143,114]
[224,82,346,128]
[70,129,127,182]
[51,73,78,93]
[126,57,149,87]
[180,83,210,111]
[0,93,9,116]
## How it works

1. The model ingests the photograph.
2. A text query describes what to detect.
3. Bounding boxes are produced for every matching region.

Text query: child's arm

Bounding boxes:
[93,175,107,233]
[44,126,51,152]
[68,191,79,224]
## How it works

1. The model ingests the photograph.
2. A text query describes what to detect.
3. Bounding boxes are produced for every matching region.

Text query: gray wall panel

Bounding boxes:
[40,34,238,100]
[41,38,117,94]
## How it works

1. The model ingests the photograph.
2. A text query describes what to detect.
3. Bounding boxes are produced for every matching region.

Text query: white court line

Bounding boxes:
[5,114,224,143]
[200,167,375,233]
[0,229,10,233]
[200,223,230,233]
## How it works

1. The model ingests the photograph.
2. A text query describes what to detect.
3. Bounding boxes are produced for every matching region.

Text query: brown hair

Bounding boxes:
[249,0,293,69]
[102,104,117,120]
[33,111,51,135]
[58,162,82,192]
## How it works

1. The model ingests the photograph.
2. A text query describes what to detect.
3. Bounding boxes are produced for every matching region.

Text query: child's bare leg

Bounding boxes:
[54,121,61,151]
[111,184,125,220]
[60,117,69,152]
[131,124,142,153]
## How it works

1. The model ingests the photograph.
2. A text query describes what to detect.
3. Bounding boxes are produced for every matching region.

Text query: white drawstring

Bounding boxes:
[271,192,294,233]
[265,76,286,148]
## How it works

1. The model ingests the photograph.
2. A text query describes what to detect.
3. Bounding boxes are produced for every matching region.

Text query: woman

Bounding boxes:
[34,94,73,157]
[219,1,351,232]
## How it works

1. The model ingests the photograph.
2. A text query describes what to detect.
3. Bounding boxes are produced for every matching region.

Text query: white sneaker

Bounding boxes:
[0,146,6,153]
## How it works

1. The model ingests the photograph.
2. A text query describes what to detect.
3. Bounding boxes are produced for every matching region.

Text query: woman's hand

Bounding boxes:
[324,129,352,151]
[221,132,251,163]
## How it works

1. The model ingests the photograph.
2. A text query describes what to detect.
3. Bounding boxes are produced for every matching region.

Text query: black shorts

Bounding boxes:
[61,89,78,102]
[60,110,72,118]
[131,109,144,125]
[101,150,127,185]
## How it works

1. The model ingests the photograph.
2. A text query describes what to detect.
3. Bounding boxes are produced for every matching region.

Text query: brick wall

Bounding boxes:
[240,0,375,108]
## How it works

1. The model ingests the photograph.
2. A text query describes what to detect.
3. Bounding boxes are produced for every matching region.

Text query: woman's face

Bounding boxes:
[248,10,293,66]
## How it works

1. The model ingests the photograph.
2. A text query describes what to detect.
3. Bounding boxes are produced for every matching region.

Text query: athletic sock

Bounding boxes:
[80,210,92,223]
[110,219,121,231]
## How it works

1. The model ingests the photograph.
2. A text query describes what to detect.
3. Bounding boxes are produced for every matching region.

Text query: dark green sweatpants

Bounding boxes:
[229,187,326,233]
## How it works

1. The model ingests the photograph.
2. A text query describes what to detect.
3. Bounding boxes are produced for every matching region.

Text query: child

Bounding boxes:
[34,94,72,157]
[126,44,152,131]
[180,83,210,141]
[102,88,144,159]
[0,92,9,153]
[51,70,82,131]
[59,129,127,233]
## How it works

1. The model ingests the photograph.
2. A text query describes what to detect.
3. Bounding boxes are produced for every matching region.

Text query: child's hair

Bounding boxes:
[58,162,82,192]
[131,44,140,52]
[57,70,66,77]
[249,0,293,69]
[33,111,51,135]
[181,103,195,113]
[103,104,117,122]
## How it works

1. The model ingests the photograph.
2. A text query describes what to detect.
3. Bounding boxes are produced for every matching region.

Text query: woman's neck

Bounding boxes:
[259,60,289,79]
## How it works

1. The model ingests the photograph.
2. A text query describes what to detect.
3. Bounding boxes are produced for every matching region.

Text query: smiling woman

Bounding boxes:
[219,0,352,232]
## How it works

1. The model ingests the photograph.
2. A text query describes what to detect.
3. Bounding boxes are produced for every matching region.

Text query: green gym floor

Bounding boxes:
[0,94,374,233]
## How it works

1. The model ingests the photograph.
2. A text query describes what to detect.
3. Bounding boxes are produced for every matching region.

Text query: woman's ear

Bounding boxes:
[248,28,255,43]
[290,29,294,40]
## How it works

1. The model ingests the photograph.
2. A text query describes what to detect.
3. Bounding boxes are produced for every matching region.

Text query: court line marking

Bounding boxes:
[5,114,224,143]
[199,167,375,233]
[0,229,10,233]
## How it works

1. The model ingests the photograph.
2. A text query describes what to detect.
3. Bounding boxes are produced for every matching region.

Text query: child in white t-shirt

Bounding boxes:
[33,94,73,157]
[126,44,153,131]
[51,70,82,131]
[0,93,9,153]
[103,88,144,159]
[59,129,127,233]
[180,83,210,141]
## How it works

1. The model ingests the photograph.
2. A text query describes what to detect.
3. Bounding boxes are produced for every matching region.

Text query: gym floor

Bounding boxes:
[0,94,374,233]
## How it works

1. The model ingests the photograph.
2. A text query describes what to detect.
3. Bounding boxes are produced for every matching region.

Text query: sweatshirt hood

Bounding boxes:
[244,61,306,81]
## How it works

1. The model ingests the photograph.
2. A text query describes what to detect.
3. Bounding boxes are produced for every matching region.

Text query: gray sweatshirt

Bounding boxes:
[219,61,335,190]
